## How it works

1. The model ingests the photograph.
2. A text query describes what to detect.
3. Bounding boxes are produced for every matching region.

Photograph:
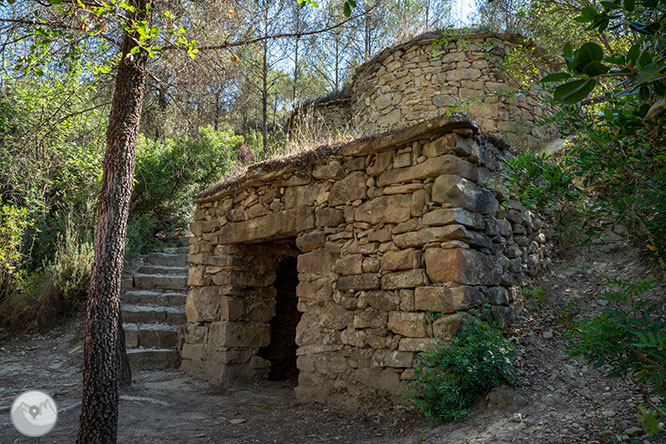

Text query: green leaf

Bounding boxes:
[540,72,572,83]
[343,1,351,17]
[623,0,635,12]
[583,61,609,76]
[581,6,597,18]
[603,54,625,65]
[563,43,573,58]
[637,63,660,83]
[638,50,653,68]
[627,44,640,64]
[554,78,597,104]
[577,42,604,65]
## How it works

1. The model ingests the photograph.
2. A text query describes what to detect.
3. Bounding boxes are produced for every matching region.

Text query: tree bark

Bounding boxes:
[77,1,148,442]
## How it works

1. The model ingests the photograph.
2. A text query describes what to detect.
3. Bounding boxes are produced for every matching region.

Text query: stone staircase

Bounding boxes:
[122,241,189,369]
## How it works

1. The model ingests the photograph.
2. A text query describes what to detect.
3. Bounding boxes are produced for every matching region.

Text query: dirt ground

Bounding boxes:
[1,238,664,443]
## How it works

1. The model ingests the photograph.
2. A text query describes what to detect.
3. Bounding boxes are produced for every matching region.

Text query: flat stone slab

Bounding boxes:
[121,305,186,324]
[123,290,186,308]
[144,252,188,267]
[217,207,315,244]
[133,273,188,290]
[127,348,180,369]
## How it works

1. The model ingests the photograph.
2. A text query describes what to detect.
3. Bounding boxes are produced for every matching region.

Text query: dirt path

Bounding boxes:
[1,239,664,443]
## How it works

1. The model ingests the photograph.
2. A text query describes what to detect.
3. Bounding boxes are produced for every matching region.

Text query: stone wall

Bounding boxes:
[288,97,353,139]
[184,115,553,408]
[290,31,558,150]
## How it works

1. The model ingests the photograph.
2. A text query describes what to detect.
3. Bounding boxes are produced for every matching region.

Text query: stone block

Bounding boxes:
[377,155,477,186]
[381,249,421,271]
[487,286,509,305]
[336,273,380,291]
[372,350,415,368]
[341,328,368,347]
[388,312,429,337]
[381,269,428,290]
[296,278,333,302]
[208,321,270,347]
[365,291,400,312]
[320,302,354,330]
[218,207,314,243]
[432,175,498,216]
[411,189,427,217]
[398,337,437,352]
[424,248,501,285]
[353,310,387,329]
[367,151,393,176]
[414,285,482,312]
[355,195,412,224]
[315,207,344,227]
[422,208,484,229]
[298,250,337,275]
[334,254,364,275]
[393,225,491,249]
[432,312,465,340]
[313,160,344,180]
[329,171,367,206]
[296,231,326,252]
[355,367,402,394]
[185,287,221,322]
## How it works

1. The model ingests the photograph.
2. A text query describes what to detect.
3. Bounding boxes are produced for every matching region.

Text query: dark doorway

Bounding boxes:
[259,256,301,380]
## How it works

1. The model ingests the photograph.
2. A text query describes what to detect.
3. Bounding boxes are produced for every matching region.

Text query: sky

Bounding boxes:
[453,0,477,25]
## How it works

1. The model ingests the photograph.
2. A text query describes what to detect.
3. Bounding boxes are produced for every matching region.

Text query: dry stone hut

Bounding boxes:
[289,30,557,150]
[183,114,553,408]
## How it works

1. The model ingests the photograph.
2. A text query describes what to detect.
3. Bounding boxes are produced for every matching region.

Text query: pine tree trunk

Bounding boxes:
[77,1,148,442]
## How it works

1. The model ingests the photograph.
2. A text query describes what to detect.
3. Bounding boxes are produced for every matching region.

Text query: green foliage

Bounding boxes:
[537,1,666,266]
[407,315,519,424]
[125,214,163,259]
[499,150,577,212]
[566,275,666,435]
[0,205,32,298]
[42,220,94,313]
[130,125,241,251]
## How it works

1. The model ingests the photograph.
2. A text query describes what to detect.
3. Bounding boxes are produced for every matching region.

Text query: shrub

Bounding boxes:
[407,315,519,424]
[566,275,666,436]
[0,205,31,302]
[0,217,93,332]
[129,125,241,253]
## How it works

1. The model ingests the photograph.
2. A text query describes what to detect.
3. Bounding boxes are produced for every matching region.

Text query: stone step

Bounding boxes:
[137,264,188,275]
[144,252,188,267]
[127,348,180,369]
[123,290,186,307]
[162,246,189,255]
[124,323,180,349]
[121,305,186,324]
[133,273,188,290]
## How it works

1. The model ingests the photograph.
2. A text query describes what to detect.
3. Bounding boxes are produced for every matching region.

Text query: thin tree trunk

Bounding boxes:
[77,1,148,442]
[262,39,268,154]
[292,6,300,106]
[335,30,340,91]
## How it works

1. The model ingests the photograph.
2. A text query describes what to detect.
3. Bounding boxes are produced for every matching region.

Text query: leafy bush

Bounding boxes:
[0,205,31,300]
[499,149,578,213]
[566,275,666,436]
[407,315,519,424]
[540,0,666,269]
[129,125,241,252]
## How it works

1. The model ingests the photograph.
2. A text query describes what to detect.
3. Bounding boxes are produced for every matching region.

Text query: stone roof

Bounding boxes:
[195,113,486,203]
